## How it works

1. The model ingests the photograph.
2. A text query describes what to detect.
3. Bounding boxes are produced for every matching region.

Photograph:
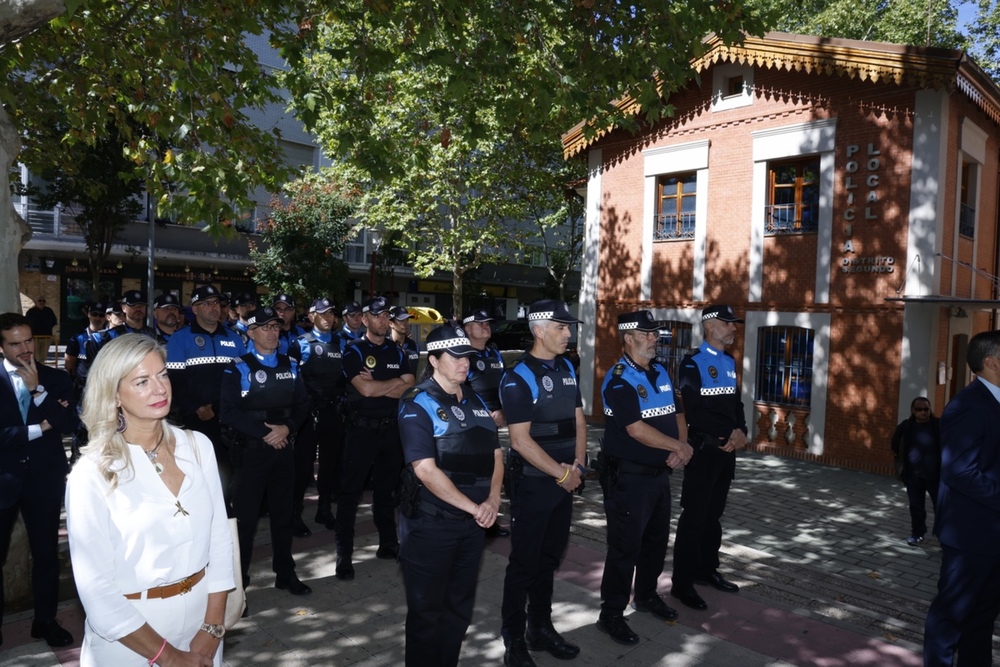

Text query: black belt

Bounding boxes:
[351,414,397,431]
[248,409,292,421]
[418,499,473,521]
[689,432,729,448]
[617,459,668,477]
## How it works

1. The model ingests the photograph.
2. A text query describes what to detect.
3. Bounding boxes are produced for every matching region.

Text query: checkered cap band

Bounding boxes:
[528,311,554,321]
[426,336,473,352]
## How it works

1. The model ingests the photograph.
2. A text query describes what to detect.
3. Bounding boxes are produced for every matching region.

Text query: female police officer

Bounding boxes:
[397,323,504,666]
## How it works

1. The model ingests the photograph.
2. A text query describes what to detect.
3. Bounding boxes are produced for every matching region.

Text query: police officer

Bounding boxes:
[272,293,305,355]
[85,291,156,362]
[341,301,364,340]
[335,296,415,580]
[220,306,311,596]
[106,302,125,329]
[232,293,258,340]
[63,302,107,463]
[289,297,346,536]
[670,304,748,611]
[397,323,503,666]
[166,285,246,509]
[499,299,586,667]
[596,310,693,645]
[389,306,420,367]
[463,307,511,538]
[152,293,183,344]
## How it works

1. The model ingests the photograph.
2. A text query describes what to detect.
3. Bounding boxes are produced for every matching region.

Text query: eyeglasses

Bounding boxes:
[255,323,281,331]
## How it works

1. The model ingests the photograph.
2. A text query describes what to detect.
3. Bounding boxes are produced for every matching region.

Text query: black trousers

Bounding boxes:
[925,544,1000,666]
[400,511,485,667]
[185,416,234,515]
[0,471,65,622]
[600,469,671,614]
[500,474,573,640]
[904,473,939,538]
[293,408,345,513]
[334,422,403,558]
[231,443,296,585]
[671,443,735,587]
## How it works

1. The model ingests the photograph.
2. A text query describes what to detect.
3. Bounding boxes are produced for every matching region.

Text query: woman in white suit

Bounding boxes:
[66,334,233,667]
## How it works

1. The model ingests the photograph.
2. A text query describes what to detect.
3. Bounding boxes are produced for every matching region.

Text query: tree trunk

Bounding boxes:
[0,0,64,43]
[0,105,30,314]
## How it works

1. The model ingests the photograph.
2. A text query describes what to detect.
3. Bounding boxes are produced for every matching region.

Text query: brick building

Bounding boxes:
[566,33,1000,474]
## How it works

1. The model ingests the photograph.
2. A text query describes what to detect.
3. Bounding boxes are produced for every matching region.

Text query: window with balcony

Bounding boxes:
[755,326,814,407]
[654,320,692,382]
[959,161,977,239]
[765,158,819,235]
[654,173,697,241]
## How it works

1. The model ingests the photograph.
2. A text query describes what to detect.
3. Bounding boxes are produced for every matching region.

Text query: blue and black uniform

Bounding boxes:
[397,378,499,666]
[290,330,346,524]
[335,335,413,563]
[499,354,581,642]
[65,327,104,394]
[397,335,420,368]
[220,349,309,587]
[671,341,746,589]
[600,354,681,615]
[166,322,246,508]
[84,323,156,363]
[467,344,505,412]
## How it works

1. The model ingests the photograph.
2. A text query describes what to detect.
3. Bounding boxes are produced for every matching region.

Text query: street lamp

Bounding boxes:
[368,226,384,298]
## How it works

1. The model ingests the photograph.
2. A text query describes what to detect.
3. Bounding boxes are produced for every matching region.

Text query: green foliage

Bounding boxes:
[748,0,963,48]
[3,0,297,237]
[967,1,1000,81]
[249,172,358,306]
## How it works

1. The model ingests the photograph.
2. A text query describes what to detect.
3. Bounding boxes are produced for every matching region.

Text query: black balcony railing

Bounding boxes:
[959,203,976,238]
[765,202,818,235]
[654,212,696,240]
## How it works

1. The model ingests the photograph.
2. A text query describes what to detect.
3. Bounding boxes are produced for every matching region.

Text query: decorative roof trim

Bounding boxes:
[562,32,998,159]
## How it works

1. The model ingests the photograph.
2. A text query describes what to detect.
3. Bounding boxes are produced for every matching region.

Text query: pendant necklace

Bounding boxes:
[144,429,166,475]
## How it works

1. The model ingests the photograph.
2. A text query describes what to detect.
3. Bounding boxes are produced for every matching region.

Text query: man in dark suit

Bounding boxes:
[924,329,1000,666]
[0,312,76,647]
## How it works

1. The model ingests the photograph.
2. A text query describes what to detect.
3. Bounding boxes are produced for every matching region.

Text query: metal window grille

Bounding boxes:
[655,321,693,382]
[754,326,814,407]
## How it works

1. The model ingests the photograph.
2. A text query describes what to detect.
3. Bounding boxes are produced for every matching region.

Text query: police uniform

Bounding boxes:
[397,324,501,666]
[340,301,365,341]
[220,307,310,594]
[467,344,505,411]
[64,305,106,462]
[390,306,420,367]
[671,305,747,607]
[85,292,157,362]
[165,286,246,509]
[499,300,583,662]
[290,298,346,532]
[335,297,413,578]
[597,310,685,643]
[152,293,183,344]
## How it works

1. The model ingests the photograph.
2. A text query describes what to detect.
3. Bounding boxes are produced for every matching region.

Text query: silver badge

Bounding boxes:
[254,370,267,384]
[314,345,323,355]
[476,360,486,371]
[450,405,466,421]
[542,375,554,392]
[194,335,205,348]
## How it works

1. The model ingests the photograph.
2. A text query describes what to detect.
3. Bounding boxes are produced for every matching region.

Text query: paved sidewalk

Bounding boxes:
[0,426,984,666]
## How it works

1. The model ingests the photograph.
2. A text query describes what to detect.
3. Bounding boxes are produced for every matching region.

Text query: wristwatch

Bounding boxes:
[199,623,225,639]
[30,384,44,396]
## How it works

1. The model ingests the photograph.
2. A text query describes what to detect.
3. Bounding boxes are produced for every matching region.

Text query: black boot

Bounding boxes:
[525,618,580,659]
[504,636,536,667]
[315,495,336,529]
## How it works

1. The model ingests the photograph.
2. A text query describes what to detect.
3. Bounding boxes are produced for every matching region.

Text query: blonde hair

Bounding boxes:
[80,334,174,490]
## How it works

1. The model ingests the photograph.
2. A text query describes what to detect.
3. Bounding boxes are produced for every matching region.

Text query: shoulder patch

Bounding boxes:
[402,386,423,401]
[612,363,625,377]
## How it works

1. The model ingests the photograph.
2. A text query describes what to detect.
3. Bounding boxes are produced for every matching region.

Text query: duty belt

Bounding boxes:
[351,414,397,431]
[688,432,729,449]
[617,459,668,477]
[418,499,473,521]
[247,408,292,422]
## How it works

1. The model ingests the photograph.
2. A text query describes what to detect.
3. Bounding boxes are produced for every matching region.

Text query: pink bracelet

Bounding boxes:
[148,638,167,666]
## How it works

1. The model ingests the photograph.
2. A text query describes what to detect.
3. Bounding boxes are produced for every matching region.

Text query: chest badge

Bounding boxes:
[436,407,449,421]
[254,370,267,384]
[365,355,377,369]
[637,385,648,400]
[476,359,486,372]
[314,344,323,355]
[708,366,718,380]
[541,376,554,392]
[450,405,466,422]
[194,335,205,348]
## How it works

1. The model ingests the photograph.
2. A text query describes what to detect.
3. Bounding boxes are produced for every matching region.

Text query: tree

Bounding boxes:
[746,0,963,48]
[967,0,1000,81]
[1,0,298,312]
[25,121,145,294]
[249,172,357,306]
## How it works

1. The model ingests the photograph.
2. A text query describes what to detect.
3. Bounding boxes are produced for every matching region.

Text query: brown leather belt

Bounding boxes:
[124,568,205,600]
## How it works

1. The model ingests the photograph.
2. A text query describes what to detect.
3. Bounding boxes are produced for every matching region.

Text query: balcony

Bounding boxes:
[654,212,696,240]
[765,202,818,235]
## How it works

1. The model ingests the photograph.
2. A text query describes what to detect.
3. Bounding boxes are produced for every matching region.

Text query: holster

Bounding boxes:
[220,424,246,467]
[504,453,524,503]
[398,464,423,519]
[594,449,620,500]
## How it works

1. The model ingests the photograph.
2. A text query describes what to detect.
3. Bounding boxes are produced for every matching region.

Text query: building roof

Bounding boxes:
[562,32,1000,159]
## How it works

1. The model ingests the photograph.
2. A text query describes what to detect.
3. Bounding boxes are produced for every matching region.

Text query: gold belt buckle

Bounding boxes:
[177,575,195,595]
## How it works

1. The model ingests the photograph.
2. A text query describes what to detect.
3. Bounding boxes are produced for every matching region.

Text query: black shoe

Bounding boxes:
[292,514,312,538]
[487,523,511,538]
[275,573,312,596]
[315,504,336,530]
[336,557,355,581]
[30,619,73,648]
[504,636,537,667]
[376,544,398,560]
[670,585,708,610]
[525,622,580,660]
[695,572,740,593]
[596,614,639,645]
[632,594,679,621]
